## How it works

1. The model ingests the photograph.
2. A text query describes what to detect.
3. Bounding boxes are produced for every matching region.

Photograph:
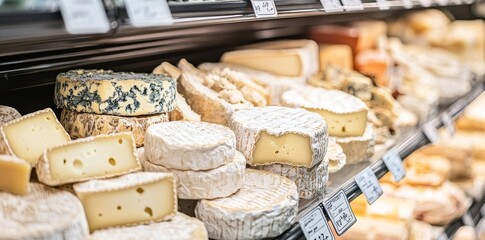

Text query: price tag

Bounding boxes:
[423,122,440,144]
[376,0,390,10]
[355,168,383,204]
[323,190,357,235]
[58,0,111,34]
[401,0,413,8]
[251,0,277,18]
[124,0,173,27]
[418,0,432,7]
[320,0,344,12]
[463,213,475,227]
[341,0,364,11]
[299,203,335,240]
[382,149,406,182]
[442,113,456,137]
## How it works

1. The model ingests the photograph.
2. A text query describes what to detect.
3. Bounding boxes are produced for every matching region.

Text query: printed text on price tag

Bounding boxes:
[125,0,173,27]
[323,190,356,235]
[251,0,277,18]
[320,0,344,12]
[382,149,406,182]
[299,203,335,240]
[58,0,111,34]
[341,0,364,10]
[355,168,383,204]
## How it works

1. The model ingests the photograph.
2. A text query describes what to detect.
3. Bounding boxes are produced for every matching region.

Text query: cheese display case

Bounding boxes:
[0,0,484,239]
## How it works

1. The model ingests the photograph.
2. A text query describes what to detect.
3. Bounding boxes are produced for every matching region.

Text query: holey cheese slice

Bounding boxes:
[37,132,141,186]
[282,88,368,137]
[230,106,328,167]
[145,121,235,171]
[195,169,298,240]
[0,183,89,240]
[73,172,177,231]
[0,108,70,165]
[333,123,375,164]
[139,148,245,200]
[0,155,31,195]
[254,158,328,199]
[60,109,169,147]
[89,212,208,240]
[0,105,21,124]
[54,69,176,116]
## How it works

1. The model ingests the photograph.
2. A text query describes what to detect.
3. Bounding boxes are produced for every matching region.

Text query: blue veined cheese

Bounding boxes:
[54,70,177,116]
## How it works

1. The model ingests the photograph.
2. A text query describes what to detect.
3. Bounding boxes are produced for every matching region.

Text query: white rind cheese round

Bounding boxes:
[89,212,208,240]
[327,138,347,173]
[54,69,177,116]
[254,158,328,199]
[333,123,375,164]
[195,169,298,240]
[0,183,89,240]
[60,109,168,147]
[0,105,21,124]
[139,147,245,200]
[230,106,328,167]
[144,121,235,171]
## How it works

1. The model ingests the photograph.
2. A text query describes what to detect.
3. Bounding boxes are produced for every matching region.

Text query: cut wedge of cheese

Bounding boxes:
[417,144,473,179]
[0,183,89,240]
[341,216,409,240]
[139,148,245,200]
[327,138,346,173]
[319,44,353,70]
[60,109,168,147]
[0,108,70,165]
[74,172,177,231]
[0,155,31,195]
[144,121,235,171]
[230,106,328,167]
[282,88,368,137]
[456,92,485,132]
[89,212,208,240]
[0,105,21,124]
[333,123,375,164]
[37,132,141,186]
[195,169,298,239]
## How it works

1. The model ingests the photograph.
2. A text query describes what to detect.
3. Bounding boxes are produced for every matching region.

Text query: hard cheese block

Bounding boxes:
[73,172,177,231]
[319,44,353,70]
[60,109,168,147]
[230,106,328,167]
[144,121,235,171]
[89,212,208,240]
[37,132,141,186]
[341,216,409,240]
[254,158,328,199]
[0,105,21,124]
[221,39,319,78]
[0,155,31,195]
[333,123,375,164]
[282,88,368,137]
[0,108,71,165]
[0,183,89,240]
[140,147,245,200]
[355,50,392,88]
[195,169,298,239]
[54,69,176,116]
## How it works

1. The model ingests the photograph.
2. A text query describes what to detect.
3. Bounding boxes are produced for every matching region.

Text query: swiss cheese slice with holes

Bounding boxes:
[37,132,141,186]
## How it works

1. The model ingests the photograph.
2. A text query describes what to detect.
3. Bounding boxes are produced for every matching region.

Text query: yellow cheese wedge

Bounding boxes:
[0,155,31,195]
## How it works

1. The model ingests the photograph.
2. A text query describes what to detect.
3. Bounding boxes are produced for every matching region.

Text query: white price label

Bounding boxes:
[124,0,173,27]
[418,0,432,6]
[299,204,335,240]
[376,0,390,9]
[401,0,413,8]
[341,0,364,11]
[382,150,406,182]
[251,0,277,18]
[58,0,111,34]
[423,122,439,144]
[323,190,356,235]
[442,113,456,137]
[320,0,344,12]
[355,168,383,204]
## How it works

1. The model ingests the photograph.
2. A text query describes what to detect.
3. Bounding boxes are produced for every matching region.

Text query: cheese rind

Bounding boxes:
[0,183,89,240]
[89,212,208,240]
[327,138,347,173]
[333,123,375,164]
[282,88,368,137]
[73,172,177,231]
[230,106,328,167]
[144,121,235,171]
[140,148,245,200]
[54,69,176,116]
[195,169,298,240]
[0,108,70,165]
[60,109,168,147]
[0,105,21,124]
[0,155,31,195]
[37,132,141,186]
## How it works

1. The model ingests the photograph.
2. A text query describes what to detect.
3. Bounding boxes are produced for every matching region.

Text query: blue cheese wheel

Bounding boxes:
[54,70,176,116]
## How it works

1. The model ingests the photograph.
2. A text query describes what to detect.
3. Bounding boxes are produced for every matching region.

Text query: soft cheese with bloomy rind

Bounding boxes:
[327,138,347,173]
[230,106,328,167]
[254,158,328,199]
[37,132,141,186]
[54,69,176,116]
[139,147,245,200]
[0,155,31,195]
[60,109,168,147]
[333,123,375,164]
[195,169,298,240]
[282,88,368,137]
[144,121,235,171]
[74,172,177,231]
[89,212,208,240]
[0,183,89,240]
[0,105,21,124]
[0,108,70,165]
